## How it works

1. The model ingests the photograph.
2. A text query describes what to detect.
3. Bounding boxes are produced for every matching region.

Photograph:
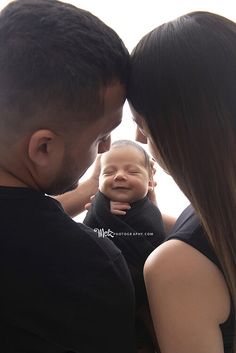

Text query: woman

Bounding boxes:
[128,11,236,353]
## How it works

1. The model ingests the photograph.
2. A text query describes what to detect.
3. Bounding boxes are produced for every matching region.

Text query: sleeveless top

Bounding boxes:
[166,205,234,353]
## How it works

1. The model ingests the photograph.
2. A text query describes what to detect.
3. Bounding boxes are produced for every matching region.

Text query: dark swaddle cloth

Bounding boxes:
[83,191,165,307]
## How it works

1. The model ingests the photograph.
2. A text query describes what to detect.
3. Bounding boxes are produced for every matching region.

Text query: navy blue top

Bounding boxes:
[167,205,234,353]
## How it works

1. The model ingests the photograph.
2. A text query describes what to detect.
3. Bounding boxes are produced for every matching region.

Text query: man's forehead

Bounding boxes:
[102,82,126,114]
[96,83,125,139]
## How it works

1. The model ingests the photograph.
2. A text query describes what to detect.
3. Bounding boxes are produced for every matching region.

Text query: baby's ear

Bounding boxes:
[147,178,157,206]
[148,178,155,191]
[148,158,157,192]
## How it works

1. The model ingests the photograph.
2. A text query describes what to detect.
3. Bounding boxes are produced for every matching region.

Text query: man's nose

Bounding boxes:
[98,135,111,154]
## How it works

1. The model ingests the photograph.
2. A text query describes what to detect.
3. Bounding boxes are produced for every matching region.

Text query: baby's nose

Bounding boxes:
[114,171,127,180]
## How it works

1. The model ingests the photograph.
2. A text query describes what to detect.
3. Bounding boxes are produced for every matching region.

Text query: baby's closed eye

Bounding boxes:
[102,169,116,175]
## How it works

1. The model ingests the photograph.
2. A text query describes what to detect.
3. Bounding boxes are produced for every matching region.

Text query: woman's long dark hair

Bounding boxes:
[129,11,236,351]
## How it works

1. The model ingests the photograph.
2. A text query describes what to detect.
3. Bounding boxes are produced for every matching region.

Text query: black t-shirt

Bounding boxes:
[167,205,234,353]
[0,186,136,353]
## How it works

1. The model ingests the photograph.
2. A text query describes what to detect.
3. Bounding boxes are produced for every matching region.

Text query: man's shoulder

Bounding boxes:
[39,203,124,267]
[1,190,123,269]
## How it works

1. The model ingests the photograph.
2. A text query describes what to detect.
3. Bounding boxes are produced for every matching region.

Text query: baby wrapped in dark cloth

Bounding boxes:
[84,190,165,307]
[83,140,166,352]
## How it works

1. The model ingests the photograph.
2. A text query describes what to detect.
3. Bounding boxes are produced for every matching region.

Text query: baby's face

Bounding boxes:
[99,146,151,203]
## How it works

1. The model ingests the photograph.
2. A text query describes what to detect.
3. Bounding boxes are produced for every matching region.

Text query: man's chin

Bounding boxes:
[48,180,79,196]
[63,181,79,194]
[46,168,88,196]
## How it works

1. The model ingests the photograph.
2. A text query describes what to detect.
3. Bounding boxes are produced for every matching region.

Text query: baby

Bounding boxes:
[84,140,165,353]
[84,139,165,251]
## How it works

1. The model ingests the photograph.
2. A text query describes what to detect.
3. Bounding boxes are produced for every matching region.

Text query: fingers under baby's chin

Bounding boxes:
[112,201,130,205]
[111,210,127,215]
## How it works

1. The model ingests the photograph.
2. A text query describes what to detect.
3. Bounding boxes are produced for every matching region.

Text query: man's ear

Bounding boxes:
[28,129,63,167]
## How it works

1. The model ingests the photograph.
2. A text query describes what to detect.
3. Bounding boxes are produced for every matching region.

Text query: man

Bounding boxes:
[0,0,136,352]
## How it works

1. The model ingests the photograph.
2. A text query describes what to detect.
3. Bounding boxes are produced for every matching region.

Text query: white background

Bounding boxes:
[1,0,236,219]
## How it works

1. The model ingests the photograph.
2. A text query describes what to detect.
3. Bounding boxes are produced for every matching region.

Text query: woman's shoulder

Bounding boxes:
[144,239,231,353]
[145,204,231,331]
[145,238,223,281]
[144,238,230,325]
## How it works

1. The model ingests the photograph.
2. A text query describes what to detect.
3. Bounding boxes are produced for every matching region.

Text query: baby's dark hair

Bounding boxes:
[111,140,152,176]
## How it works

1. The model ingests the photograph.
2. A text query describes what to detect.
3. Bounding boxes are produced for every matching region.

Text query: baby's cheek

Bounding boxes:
[98,176,105,191]
[99,177,109,192]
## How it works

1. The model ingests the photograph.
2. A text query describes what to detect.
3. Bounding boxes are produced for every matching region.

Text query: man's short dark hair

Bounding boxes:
[0,0,129,133]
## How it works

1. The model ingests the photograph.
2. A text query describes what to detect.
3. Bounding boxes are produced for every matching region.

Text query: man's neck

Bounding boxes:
[0,168,31,188]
